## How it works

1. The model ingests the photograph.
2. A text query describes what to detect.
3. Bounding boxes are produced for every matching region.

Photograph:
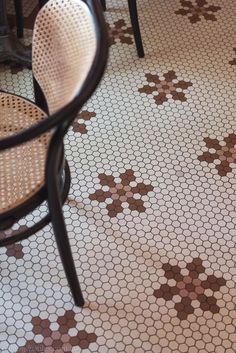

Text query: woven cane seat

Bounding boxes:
[0,92,50,214]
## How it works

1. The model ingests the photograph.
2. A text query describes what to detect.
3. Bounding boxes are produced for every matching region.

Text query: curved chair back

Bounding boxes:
[33,0,102,115]
[0,0,108,227]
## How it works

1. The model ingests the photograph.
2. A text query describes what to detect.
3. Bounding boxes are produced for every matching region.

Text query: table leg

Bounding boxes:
[0,0,31,67]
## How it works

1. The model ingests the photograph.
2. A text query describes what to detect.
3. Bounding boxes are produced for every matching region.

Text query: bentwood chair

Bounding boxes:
[14,0,24,38]
[101,0,144,58]
[0,0,108,306]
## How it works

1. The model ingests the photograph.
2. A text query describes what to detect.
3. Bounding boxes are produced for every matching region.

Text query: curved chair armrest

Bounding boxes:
[0,57,108,151]
[0,104,76,151]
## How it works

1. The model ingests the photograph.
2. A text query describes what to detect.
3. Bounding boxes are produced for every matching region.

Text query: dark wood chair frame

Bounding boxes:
[101,0,144,58]
[14,0,144,57]
[14,0,24,38]
[0,0,108,307]
[13,0,60,37]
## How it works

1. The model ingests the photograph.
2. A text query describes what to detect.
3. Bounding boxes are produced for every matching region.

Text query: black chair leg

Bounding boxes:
[47,161,85,307]
[33,77,49,113]
[100,0,106,11]
[127,0,144,58]
[38,0,48,9]
[14,0,24,38]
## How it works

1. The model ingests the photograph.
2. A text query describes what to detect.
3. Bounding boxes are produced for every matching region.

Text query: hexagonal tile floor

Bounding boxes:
[0,0,236,352]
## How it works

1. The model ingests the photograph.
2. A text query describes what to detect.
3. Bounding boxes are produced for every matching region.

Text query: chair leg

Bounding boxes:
[127,0,144,58]
[38,0,48,9]
[33,77,48,113]
[47,161,85,307]
[14,0,24,38]
[100,0,106,11]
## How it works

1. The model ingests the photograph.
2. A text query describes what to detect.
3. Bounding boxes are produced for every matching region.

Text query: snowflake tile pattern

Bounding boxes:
[138,71,192,105]
[89,169,154,217]
[154,258,226,320]
[17,310,97,352]
[198,133,236,176]
[1,0,236,352]
[107,19,133,46]
[175,0,221,23]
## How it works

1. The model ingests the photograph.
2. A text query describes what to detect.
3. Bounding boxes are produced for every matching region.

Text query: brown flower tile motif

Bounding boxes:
[229,48,236,65]
[89,169,154,217]
[0,226,27,259]
[154,258,226,320]
[107,19,133,46]
[72,110,96,134]
[175,0,221,23]
[17,310,97,353]
[198,133,236,176]
[138,70,192,105]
